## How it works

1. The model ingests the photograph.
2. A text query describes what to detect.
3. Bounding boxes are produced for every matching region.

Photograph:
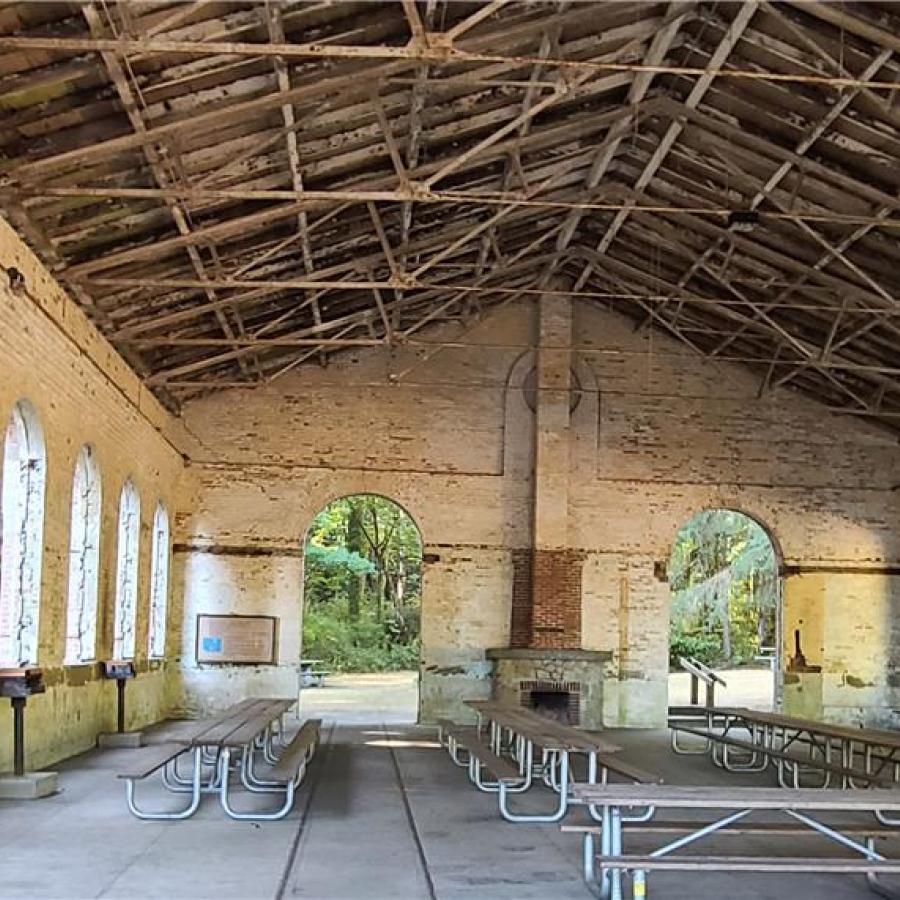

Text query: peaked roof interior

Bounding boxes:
[1,1,899,434]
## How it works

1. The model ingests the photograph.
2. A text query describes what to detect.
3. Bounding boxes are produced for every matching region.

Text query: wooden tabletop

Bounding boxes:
[569,783,900,811]
[177,697,295,749]
[717,707,900,749]
[465,700,620,754]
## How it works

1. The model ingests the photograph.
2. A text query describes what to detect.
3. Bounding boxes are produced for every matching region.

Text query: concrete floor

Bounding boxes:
[1,674,897,900]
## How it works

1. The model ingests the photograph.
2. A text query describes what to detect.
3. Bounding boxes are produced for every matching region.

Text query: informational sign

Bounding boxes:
[195,614,278,665]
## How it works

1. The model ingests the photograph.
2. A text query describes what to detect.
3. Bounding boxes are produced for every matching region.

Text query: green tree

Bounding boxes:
[302,495,422,672]
[668,510,778,668]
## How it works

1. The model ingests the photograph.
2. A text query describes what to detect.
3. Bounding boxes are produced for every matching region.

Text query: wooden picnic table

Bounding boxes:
[468,700,620,753]
[567,783,900,900]
[719,707,900,749]
[179,697,294,750]
[462,700,622,823]
[707,707,900,791]
[120,696,300,821]
[298,659,330,689]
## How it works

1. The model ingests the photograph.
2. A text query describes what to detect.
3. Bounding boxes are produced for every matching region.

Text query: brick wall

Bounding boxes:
[510,548,585,649]
[178,304,900,724]
[6,211,899,751]
[175,297,900,728]
[531,548,584,649]
[0,219,185,769]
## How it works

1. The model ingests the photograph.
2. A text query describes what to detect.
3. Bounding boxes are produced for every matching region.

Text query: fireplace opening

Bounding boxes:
[529,690,571,723]
[519,680,581,725]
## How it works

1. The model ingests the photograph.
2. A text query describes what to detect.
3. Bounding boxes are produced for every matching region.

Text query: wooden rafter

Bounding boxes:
[0,0,898,432]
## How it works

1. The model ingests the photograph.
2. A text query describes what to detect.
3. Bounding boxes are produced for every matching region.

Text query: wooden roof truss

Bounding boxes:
[0,0,898,435]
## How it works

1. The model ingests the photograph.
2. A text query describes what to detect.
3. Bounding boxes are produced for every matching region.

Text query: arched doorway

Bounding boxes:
[668,509,781,711]
[300,494,423,723]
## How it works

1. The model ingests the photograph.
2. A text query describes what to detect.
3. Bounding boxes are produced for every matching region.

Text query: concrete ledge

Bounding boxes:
[486,647,612,661]
[97,731,144,749]
[0,771,58,800]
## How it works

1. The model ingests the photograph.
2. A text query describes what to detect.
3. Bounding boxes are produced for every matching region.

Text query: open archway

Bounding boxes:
[668,509,782,711]
[300,494,423,723]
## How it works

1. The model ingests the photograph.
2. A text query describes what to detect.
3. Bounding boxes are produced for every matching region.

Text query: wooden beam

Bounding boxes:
[0,33,897,93]
[553,2,690,256]
[445,1,508,42]
[791,2,900,57]
[574,1,758,292]
[367,203,401,280]
[671,45,894,341]
[401,0,427,45]
[80,3,254,377]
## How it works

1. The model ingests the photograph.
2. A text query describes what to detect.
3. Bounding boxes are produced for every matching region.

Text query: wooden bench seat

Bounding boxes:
[593,751,661,785]
[562,821,895,837]
[218,718,321,821]
[116,742,186,781]
[118,743,202,821]
[592,855,900,873]
[269,719,321,784]
[442,723,523,783]
[672,723,888,785]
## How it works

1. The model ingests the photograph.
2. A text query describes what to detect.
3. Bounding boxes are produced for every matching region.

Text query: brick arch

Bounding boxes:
[665,506,784,574]
[300,491,423,549]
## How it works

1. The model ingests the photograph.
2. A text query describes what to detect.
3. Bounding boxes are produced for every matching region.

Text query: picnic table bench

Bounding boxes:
[299,659,330,688]
[566,783,900,900]
[117,697,320,821]
[438,701,658,824]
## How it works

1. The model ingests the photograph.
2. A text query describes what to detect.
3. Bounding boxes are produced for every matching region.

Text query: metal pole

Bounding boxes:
[12,696,26,777]
[117,678,126,733]
[690,673,698,705]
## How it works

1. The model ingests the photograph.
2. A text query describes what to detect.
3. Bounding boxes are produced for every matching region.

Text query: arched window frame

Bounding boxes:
[113,479,140,660]
[148,501,169,658]
[65,445,101,664]
[0,400,47,667]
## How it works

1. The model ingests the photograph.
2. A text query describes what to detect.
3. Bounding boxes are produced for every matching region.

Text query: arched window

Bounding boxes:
[113,479,140,660]
[148,502,169,658]
[65,446,101,664]
[0,400,47,666]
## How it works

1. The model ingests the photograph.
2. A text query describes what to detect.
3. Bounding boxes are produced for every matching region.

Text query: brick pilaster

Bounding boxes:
[531,548,584,649]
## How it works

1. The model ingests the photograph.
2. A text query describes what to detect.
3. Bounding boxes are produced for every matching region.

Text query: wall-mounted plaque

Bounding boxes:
[196,614,278,665]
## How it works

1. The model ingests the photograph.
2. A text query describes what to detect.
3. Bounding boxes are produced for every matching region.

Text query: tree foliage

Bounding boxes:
[668,510,778,668]
[302,495,422,672]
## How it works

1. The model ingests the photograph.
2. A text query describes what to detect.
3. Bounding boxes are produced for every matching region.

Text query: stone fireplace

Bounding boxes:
[486,647,610,729]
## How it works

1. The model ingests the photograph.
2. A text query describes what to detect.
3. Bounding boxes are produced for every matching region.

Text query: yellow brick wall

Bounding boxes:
[0,218,185,770]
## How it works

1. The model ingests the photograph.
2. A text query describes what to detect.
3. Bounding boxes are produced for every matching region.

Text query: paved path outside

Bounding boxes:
[668,666,776,710]
[299,667,776,724]
[298,670,419,725]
